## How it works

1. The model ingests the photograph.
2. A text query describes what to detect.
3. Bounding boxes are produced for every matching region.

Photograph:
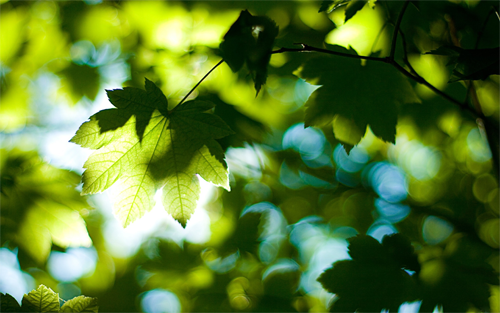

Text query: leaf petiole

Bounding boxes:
[174,59,225,111]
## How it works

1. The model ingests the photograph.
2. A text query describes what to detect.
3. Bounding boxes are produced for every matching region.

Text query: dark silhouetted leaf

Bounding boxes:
[263,261,300,298]
[347,234,388,262]
[426,46,499,82]
[232,212,263,255]
[296,45,420,148]
[318,234,418,312]
[60,63,100,102]
[382,233,421,273]
[199,94,268,150]
[220,10,279,94]
[1,293,21,312]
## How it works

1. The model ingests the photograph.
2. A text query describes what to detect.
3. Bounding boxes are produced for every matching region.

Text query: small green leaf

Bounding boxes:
[296,45,420,147]
[61,295,98,313]
[318,0,366,23]
[21,285,60,313]
[1,293,21,312]
[344,0,367,23]
[219,212,263,256]
[220,10,279,94]
[318,0,349,13]
[71,79,234,227]
[201,94,267,150]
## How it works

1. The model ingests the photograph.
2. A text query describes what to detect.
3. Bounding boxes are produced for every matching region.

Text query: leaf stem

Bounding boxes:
[389,0,410,61]
[175,59,225,109]
[474,7,496,49]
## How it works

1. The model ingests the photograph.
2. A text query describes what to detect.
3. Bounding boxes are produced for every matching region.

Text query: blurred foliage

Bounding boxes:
[0,0,498,312]
[1,149,92,264]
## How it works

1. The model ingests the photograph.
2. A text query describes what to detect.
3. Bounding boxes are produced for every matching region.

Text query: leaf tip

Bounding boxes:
[178,218,188,228]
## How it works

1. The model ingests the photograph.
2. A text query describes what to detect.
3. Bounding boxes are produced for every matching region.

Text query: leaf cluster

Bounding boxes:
[1,285,98,313]
[0,149,92,264]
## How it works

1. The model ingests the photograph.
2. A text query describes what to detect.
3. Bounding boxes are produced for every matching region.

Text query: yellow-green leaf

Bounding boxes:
[61,295,98,313]
[21,285,60,313]
[71,79,234,227]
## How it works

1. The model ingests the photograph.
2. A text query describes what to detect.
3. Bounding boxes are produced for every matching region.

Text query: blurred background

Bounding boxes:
[0,0,498,312]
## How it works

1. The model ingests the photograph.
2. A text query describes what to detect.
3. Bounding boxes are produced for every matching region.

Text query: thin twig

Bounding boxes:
[389,0,410,61]
[397,29,418,77]
[370,21,389,55]
[474,7,496,49]
[174,59,224,110]
[392,61,470,111]
[271,44,388,63]
[464,7,497,105]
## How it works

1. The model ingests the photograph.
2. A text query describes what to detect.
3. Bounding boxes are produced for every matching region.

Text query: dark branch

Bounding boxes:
[389,0,410,61]
[271,44,388,63]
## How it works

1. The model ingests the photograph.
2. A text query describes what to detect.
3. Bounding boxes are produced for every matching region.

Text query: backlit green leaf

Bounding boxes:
[61,295,98,313]
[21,285,60,313]
[71,78,234,227]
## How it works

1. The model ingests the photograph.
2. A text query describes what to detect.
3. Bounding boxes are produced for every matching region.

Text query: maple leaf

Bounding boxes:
[220,10,279,94]
[71,79,234,227]
[318,234,418,312]
[296,45,420,150]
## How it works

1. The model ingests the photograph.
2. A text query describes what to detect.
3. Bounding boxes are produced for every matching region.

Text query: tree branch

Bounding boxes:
[474,6,496,49]
[272,44,473,118]
[389,0,410,61]
[271,44,388,63]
